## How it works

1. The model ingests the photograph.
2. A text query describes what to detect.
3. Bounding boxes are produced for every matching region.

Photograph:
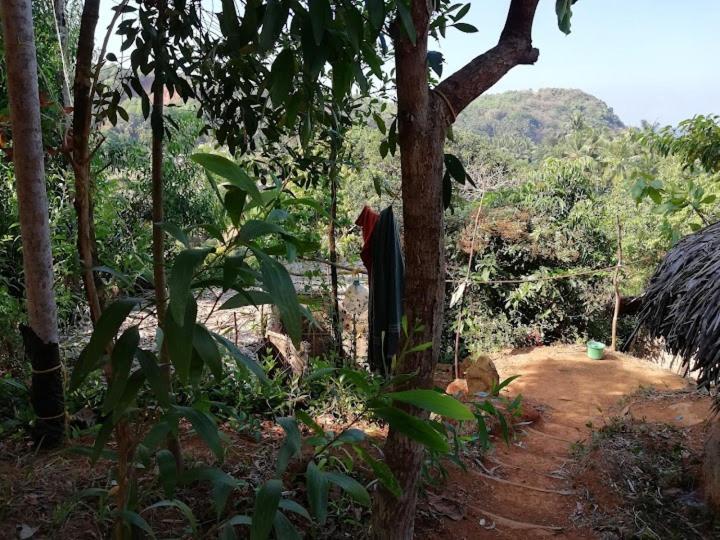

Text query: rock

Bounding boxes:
[462,355,500,395]
[703,419,720,511]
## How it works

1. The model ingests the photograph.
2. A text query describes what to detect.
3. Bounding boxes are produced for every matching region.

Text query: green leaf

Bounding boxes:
[220,290,274,310]
[70,298,139,390]
[251,479,282,540]
[396,0,416,44]
[444,153,468,184]
[278,499,311,520]
[162,222,190,248]
[239,220,288,244]
[173,405,224,460]
[443,171,452,210]
[276,417,302,476]
[354,445,401,498]
[372,406,449,453]
[165,297,197,384]
[306,461,329,525]
[112,369,145,422]
[332,61,354,103]
[252,248,303,346]
[103,326,140,414]
[224,187,247,226]
[336,428,366,444]
[136,349,170,408]
[91,419,115,464]
[427,51,443,77]
[117,510,155,538]
[492,374,521,396]
[309,0,331,45]
[259,0,289,51]
[213,332,268,382]
[296,410,324,436]
[193,324,223,380]
[273,511,300,540]
[325,471,370,506]
[156,450,178,498]
[168,248,212,324]
[556,0,574,34]
[145,500,197,534]
[269,49,295,107]
[386,389,474,420]
[191,153,262,204]
[453,22,478,32]
[366,0,384,31]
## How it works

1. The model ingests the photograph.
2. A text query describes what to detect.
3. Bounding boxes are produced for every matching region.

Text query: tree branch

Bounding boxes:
[435,0,540,118]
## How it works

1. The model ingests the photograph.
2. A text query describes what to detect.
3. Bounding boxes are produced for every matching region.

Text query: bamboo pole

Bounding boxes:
[610,217,623,351]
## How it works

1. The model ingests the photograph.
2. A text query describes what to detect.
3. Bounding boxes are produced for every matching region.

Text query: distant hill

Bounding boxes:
[455,88,625,144]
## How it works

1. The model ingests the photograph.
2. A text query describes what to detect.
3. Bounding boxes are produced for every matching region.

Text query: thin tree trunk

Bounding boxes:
[52,0,72,127]
[328,144,344,361]
[151,0,183,470]
[2,0,64,447]
[610,217,623,351]
[370,6,448,538]
[71,0,103,324]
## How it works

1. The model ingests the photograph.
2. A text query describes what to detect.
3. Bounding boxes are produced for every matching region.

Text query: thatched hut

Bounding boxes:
[626,221,720,388]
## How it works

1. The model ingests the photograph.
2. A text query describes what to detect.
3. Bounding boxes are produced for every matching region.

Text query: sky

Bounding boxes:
[436,0,720,126]
[97,0,719,127]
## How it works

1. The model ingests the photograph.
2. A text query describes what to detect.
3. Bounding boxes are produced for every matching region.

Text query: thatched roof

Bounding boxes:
[628,221,720,387]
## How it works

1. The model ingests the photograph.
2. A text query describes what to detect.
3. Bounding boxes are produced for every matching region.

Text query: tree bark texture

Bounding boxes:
[2,0,64,446]
[71,0,103,324]
[372,1,541,537]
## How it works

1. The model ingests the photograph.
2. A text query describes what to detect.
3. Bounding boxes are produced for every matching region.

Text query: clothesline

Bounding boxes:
[303,257,629,285]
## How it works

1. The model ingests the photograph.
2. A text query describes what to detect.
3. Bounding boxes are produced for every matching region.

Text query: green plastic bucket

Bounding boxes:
[587,340,606,360]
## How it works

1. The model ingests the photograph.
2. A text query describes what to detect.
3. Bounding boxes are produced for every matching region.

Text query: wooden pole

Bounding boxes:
[610,217,623,351]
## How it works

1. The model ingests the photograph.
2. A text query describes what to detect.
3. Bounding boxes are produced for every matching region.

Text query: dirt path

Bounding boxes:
[420,345,703,539]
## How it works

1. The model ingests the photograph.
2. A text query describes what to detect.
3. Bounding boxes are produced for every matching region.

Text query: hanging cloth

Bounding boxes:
[355,206,380,274]
[367,206,404,375]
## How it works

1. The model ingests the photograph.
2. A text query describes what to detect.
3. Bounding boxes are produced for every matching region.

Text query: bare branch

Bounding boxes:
[435,0,540,119]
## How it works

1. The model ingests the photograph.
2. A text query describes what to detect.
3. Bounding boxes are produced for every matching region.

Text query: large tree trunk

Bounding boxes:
[372,1,542,536]
[370,5,448,538]
[71,0,103,324]
[2,0,64,447]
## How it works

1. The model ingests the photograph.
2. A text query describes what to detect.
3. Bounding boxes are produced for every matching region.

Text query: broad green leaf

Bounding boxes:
[239,220,288,244]
[386,389,474,420]
[103,326,140,414]
[444,153,468,184]
[269,49,295,107]
[453,22,478,32]
[354,445,401,498]
[117,510,155,539]
[70,297,139,390]
[427,51,444,77]
[309,0,331,45]
[273,511,300,540]
[296,410,324,436]
[336,428,366,444]
[112,369,145,422]
[165,298,197,384]
[332,60,354,103]
[224,187,247,226]
[213,332,268,382]
[556,0,574,34]
[306,461,329,525]
[366,0,384,31]
[220,290,274,310]
[492,374,521,396]
[136,349,170,408]
[278,499,310,520]
[173,405,224,461]
[276,417,302,476]
[193,324,223,380]
[252,248,303,346]
[325,471,370,506]
[145,500,197,534]
[91,418,114,464]
[396,0,416,45]
[250,479,282,540]
[191,153,262,203]
[168,248,211,324]
[259,0,289,51]
[156,450,178,498]
[162,222,190,248]
[372,406,449,453]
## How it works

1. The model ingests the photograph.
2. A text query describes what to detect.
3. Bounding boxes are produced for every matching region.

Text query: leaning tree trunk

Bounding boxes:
[71,0,103,324]
[1,0,64,447]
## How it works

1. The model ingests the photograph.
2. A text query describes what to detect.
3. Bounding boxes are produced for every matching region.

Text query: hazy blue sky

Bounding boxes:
[97,0,719,126]
[437,0,719,126]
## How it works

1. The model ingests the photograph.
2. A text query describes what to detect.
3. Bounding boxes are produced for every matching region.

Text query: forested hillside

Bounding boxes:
[456,88,625,144]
